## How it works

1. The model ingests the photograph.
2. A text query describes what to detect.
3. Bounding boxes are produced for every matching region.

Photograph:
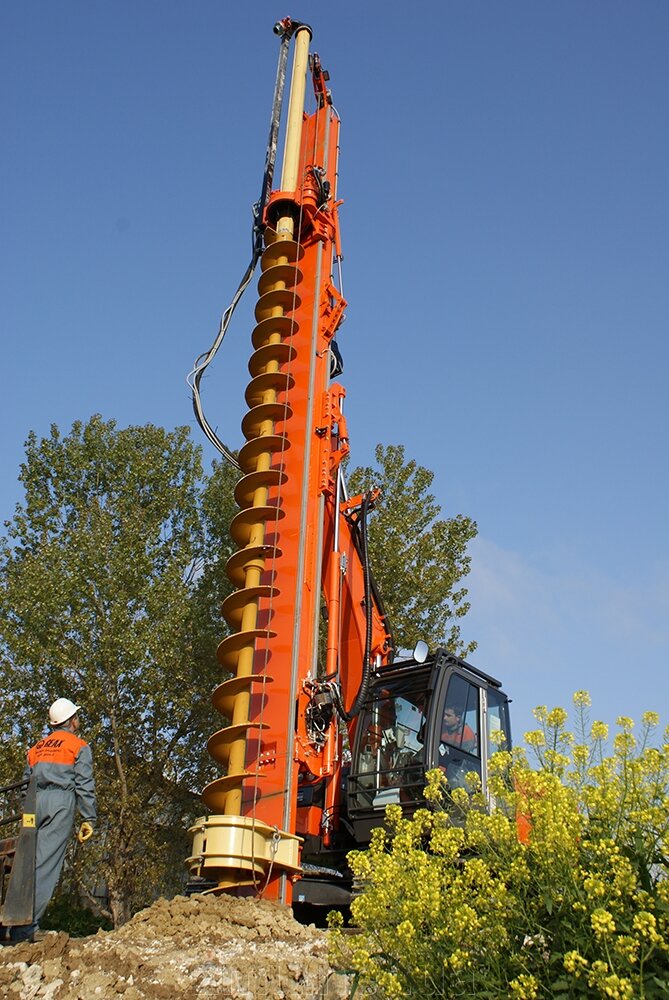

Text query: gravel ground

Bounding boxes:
[0,894,353,999]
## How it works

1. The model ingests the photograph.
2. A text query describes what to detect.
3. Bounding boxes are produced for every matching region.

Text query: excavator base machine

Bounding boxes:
[186,17,512,911]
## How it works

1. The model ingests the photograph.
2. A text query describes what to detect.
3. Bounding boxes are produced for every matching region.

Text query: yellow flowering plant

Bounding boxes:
[329,694,669,998]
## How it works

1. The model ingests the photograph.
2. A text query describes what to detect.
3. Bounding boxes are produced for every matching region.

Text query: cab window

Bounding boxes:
[351,685,426,809]
[438,674,481,790]
[487,688,510,755]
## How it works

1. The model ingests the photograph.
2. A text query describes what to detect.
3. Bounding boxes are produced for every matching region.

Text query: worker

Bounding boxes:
[10,698,97,943]
[441,704,477,754]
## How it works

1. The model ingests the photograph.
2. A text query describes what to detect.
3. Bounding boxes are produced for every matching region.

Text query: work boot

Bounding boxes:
[9,923,37,943]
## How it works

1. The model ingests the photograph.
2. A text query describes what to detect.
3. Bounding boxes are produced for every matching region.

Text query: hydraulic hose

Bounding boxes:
[341,492,374,721]
[187,20,297,466]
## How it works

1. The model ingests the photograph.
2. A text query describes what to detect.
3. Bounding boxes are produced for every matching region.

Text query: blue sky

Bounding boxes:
[2,2,668,741]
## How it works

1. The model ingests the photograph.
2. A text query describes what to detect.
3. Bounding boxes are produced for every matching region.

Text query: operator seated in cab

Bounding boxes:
[439,702,479,790]
[441,704,477,754]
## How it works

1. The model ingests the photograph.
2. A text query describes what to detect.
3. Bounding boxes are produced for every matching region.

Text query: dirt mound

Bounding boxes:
[0,894,352,999]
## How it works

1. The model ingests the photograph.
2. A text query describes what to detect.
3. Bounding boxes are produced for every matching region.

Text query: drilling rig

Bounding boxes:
[186,18,512,910]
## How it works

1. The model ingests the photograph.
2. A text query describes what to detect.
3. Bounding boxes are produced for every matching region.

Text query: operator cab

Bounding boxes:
[346,648,511,843]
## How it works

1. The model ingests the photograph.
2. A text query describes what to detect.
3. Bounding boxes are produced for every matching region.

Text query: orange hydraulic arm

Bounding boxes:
[187,20,392,905]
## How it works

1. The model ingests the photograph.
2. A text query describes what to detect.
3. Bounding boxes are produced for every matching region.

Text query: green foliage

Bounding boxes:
[190,457,239,668]
[347,444,477,655]
[0,416,238,925]
[331,696,669,999]
[41,891,112,937]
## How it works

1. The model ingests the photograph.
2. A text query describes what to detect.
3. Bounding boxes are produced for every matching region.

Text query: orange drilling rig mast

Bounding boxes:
[187,18,512,910]
[188,18,392,904]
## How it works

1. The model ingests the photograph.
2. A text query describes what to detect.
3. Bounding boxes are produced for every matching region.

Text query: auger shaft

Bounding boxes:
[190,23,327,897]
[219,26,311,821]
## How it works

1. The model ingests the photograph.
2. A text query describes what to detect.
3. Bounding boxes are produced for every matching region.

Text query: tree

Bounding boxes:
[190,456,239,671]
[347,444,477,656]
[0,416,235,925]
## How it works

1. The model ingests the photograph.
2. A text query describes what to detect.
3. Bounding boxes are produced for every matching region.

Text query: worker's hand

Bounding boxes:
[77,821,94,843]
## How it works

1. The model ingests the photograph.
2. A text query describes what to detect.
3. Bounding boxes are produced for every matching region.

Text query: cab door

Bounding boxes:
[430,662,511,803]
[435,671,483,792]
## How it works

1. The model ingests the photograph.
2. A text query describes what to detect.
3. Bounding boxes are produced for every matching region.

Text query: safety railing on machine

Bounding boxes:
[0,778,28,917]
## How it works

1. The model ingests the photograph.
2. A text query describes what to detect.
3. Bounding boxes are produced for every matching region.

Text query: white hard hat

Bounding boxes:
[49,698,81,727]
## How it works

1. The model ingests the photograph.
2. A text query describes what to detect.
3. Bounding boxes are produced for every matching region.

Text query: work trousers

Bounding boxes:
[34,787,75,922]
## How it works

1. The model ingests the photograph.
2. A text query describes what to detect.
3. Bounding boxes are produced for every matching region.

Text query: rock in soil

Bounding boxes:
[0,894,352,999]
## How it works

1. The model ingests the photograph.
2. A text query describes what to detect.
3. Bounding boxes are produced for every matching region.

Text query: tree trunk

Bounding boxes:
[108,878,132,928]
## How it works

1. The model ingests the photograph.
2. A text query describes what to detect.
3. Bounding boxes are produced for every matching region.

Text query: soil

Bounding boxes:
[0,895,353,999]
